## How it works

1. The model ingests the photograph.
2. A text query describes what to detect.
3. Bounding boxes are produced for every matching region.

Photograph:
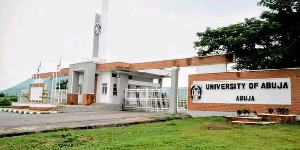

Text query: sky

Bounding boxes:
[0,0,265,90]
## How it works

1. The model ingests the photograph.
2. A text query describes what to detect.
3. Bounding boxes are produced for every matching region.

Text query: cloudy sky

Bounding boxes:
[0,0,265,90]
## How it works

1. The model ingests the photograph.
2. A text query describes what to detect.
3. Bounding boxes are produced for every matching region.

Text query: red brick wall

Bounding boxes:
[188,69,300,114]
[130,55,233,70]
[33,68,69,79]
[67,93,78,105]
[33,55,233,78]
[97,55,233,71]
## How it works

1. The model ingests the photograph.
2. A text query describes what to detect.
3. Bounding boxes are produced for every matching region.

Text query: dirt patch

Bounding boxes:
[203,123,231,130]
[126,117,153,123]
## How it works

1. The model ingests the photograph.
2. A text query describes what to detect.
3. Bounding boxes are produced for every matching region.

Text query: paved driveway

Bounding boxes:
[0,111,165,136]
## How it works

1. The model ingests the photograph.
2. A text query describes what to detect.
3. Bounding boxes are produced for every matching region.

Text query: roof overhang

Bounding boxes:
[33,54,233,79]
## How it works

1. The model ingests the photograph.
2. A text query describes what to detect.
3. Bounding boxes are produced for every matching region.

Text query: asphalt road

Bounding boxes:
[0,111,165,127]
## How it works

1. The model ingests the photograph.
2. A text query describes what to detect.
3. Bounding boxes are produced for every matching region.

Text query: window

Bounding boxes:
[112,73,118,78]
[128,75,133,79]
[102,83,107,95]
[78,84,82,95]
[136,86,140,98]
[113,84,117,96]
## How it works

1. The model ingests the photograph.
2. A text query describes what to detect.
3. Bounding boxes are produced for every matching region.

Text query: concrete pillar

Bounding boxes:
[46,78,53,91]
[158,78,163,88]
[69,71,79,93]
[117,73,129,108]
[169,67,179,114]
[83,68,96,94]
[93,13,101,58]
[67,62,96,105]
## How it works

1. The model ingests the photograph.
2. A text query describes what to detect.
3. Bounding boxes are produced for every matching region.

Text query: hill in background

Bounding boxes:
[0,78,188,99]
[0,77,68,96]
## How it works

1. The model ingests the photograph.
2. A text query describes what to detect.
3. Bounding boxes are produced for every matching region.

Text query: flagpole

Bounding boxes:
[54,60,57,104]
[59,58,63,102]
[51,64,55,103]
[56,69,58,105]
[34,63,37,81]
[38,61,41,88]
[58,58,61,104]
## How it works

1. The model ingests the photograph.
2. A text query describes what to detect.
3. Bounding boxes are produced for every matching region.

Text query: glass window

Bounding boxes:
[112,73,118,78]
[102,83,107,95]
[113,84,117,96]
[78,84,82,95]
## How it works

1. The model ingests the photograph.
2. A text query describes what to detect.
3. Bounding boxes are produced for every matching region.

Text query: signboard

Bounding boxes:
[191,78,291,105]
[30,87,43,101]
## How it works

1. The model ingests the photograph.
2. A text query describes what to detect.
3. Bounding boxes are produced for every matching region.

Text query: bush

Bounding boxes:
[0,98,12,106]
[0,93,5,98]
[268,108,289,115]
[9,97,18,102]
[237,109,251,116]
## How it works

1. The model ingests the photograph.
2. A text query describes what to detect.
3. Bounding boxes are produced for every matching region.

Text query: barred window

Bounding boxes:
[113,84,117,96]
[102,83,107,95]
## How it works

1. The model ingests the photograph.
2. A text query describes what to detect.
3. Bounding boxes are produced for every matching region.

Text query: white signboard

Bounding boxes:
[30,87,43,101]
[191,78,291,105]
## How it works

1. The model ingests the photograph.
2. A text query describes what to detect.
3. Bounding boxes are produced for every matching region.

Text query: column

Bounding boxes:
[158,78,163,88]
[67,71,79,105]
[82,63,96,105]
[169,67,179,114]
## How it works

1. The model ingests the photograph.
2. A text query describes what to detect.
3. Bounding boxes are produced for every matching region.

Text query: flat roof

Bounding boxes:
[33,54,233,79]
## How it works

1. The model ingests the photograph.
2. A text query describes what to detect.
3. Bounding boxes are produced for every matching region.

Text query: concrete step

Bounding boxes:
[231,121,276,125]
[257,113,297,124]
[58,104,122,113]
[226,116,262,123]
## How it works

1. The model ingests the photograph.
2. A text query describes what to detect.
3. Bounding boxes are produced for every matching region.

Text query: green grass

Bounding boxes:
[0,117,299,150]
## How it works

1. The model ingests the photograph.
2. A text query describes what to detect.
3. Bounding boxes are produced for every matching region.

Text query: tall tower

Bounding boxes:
[92,0,109,60]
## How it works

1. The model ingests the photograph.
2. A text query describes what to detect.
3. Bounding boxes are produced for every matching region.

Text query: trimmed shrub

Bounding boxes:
[9,97,18,102]
[0,98,12,106]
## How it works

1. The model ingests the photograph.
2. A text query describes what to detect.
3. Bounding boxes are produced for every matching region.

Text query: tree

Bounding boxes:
[56,79,68,89]
[0,93,5,98]
[194,0,300,70]
[0,98,11,106]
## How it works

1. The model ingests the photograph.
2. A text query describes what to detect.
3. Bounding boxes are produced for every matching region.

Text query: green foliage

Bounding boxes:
[194,0,300,70]
[0,96,18,106]
[0,93,5,98]
[56,79,68,89]
[9,97,18,102]
[0,117,300,150]
[0,98,12,106]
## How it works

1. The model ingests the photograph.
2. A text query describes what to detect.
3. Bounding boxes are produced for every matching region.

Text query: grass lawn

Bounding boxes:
[0,117,299,150]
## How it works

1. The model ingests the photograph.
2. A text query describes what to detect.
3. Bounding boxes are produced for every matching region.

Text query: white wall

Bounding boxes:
[96,71,160,104]
[96,71,111,104]
[131,75,153,82]
[109,72,118,104]
[78,74,84,104]
[117,73,129,105]
[194,64,227,74]
[30,87,43,101]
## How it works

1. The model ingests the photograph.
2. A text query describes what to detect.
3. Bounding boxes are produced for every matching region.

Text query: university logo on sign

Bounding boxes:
[191,84,202,101]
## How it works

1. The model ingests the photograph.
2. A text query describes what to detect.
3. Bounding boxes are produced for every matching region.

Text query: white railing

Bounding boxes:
[47,89,68,105]
[124,88,187,112]
[18,90,29,103]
